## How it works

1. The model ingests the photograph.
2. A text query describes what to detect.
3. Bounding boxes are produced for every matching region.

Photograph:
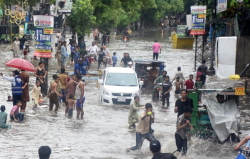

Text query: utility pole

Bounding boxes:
[209,0,217,71]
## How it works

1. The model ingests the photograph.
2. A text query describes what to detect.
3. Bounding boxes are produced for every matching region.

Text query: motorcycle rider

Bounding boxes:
[123,29,130,41]
[152,70,167,100]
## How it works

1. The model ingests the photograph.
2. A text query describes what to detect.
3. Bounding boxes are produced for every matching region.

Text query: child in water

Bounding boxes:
[128,96,145,129]
[175,106,193,156]
[31,80,43,107]
[173,76,183,95]
[67,94,76,118]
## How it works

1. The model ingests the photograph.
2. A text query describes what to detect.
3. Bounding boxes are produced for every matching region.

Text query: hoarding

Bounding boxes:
[217,0,227,13]
[57,0,73,14]
[33,15,54,58]
[190,5,207,35]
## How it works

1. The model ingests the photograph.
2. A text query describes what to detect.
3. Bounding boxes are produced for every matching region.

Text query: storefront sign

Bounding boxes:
[217,0,227,13]
[235,87,245,95]
[190,5,207,35]
[33,15,54,58]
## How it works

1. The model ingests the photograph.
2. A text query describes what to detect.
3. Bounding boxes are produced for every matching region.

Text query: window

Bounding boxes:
[105,73,137,86]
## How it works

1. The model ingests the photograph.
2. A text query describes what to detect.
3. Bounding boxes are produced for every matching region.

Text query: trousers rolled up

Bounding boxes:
[10,113,24,121]
[0,124,11,129]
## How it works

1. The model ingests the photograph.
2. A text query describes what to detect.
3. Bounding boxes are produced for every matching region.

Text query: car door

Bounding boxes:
[99,70,106,102]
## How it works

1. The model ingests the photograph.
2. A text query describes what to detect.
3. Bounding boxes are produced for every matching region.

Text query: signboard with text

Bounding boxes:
[217,0,227,13]
[190,5,207,35]
[235,87,245,95]
[33,15,54,58]
[57,0,73,14]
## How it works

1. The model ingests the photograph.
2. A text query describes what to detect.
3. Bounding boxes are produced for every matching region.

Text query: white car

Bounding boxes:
[98,67,143,105]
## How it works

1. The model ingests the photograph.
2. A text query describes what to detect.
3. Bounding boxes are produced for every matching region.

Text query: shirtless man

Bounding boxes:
[48,75,62,113]
[67,94,76,118]
[65,74,78,115]
[173,76,183,95]
[75,75,85,119]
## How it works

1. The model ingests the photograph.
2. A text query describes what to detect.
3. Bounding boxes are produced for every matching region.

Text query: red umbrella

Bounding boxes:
[5,58,36,72]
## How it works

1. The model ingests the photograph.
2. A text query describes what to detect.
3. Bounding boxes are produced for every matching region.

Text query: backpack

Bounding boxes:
[236,151,246,159]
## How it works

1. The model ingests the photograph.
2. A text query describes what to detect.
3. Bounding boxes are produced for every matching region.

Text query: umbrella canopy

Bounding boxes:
[5,58,36,72]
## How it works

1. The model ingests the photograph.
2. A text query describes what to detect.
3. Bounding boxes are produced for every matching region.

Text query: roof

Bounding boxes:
[134,60,165,64]
[105,67,136,74]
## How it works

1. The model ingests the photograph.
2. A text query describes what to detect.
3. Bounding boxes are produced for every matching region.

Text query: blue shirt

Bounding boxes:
[74,63,82,75]
[70,46,75,53]
[73,52,80,64]
[81,61,88,75]
[112,55,117,63]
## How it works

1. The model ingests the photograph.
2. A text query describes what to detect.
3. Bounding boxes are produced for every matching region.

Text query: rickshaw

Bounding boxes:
[187,87,242,144]
[134,60,165,90]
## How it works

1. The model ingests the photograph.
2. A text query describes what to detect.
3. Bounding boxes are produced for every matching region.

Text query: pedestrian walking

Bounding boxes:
[173,76,183,95]
[195,76,203,103]
[102,34,106,46]
[103,45,110,66]
[48,75,62,113]
[174,89,194,118]
[198,59,208,86]
[12,37,20,57]
[75,75,85,120]
[97,47,106,70]
[161,76,172,109]
[184,74,194,91]
[58,68,67,106]
[128,96,145,129]
[128,103,155,151]
[1,70,22,106]
[70,42,75,65]
[112,52,117,67]
[0,105,11,129]
[31,80,42,107]
[65,74,78,116]
[19,36,27,51]
[19,70,30,111]
[78,38,86,53]
[61,41,67,68]
[67,94,76,118]
[175,106,193,156]
[152,40,161,61]
[172,67,185,83]
[34,62,47,96]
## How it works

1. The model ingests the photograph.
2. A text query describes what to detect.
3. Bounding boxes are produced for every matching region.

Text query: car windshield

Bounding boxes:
[105,73,137,86]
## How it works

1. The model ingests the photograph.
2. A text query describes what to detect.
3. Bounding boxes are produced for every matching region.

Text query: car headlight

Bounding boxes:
[103,89,110,95]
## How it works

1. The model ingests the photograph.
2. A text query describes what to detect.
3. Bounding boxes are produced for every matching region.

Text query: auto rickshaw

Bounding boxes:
[134,60,165,90]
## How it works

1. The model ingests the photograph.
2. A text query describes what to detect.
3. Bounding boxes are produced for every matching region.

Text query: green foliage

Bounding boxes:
[67,0,96,36]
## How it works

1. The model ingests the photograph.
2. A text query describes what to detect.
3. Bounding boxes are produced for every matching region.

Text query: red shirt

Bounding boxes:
[196,71,202,81]
[185,80,194,90]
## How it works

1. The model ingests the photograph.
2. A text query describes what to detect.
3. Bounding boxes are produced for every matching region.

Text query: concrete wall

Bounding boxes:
[236,37,250,76]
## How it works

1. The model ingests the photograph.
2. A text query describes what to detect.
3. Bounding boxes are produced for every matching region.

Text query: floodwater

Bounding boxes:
[0,28,242,159]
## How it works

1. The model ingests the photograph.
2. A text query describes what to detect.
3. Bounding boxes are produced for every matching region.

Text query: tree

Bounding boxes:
[67,0,96,37]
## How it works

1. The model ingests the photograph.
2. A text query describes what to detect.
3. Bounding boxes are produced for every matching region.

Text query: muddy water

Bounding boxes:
[0,28,240,159]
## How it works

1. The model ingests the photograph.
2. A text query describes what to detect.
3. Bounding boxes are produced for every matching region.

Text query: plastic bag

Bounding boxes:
[236,153,246,159]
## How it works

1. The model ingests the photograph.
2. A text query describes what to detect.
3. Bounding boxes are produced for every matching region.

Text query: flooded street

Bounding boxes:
[0,28,240,159]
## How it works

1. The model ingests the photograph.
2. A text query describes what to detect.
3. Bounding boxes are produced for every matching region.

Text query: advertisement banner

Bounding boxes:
[33,15,54,58]
[217,0,227,13]
[190,5,207,35]
[57,0,73,14]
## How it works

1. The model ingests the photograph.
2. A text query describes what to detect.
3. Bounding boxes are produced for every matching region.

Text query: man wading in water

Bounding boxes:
[48,75,62,113]
[75,75,85,120]
[127,103,155,151]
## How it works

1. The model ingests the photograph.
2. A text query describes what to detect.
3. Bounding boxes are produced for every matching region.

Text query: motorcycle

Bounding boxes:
[123,36,128,42]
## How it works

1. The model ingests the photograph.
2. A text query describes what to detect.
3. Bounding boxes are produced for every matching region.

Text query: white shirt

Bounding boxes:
[2,75,16,86]
[75,81,84,99]
[88,45,99,55]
